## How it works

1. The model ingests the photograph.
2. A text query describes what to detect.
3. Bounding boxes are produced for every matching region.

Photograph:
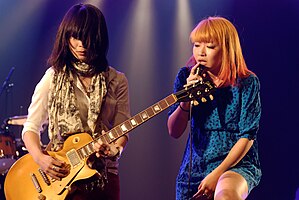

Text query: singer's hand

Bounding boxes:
[187,63,223,88]
[186,63,203,85]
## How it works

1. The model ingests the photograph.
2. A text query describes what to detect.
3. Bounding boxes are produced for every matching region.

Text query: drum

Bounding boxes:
[0,134,16,174]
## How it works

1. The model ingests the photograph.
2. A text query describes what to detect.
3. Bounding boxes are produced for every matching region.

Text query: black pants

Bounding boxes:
[65,173,120,200]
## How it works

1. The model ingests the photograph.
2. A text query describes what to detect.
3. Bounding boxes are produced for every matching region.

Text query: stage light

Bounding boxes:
[172,0,193,74]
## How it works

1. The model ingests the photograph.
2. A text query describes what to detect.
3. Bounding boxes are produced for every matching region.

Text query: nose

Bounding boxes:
[77,40,83,48]
[198,46,206,56]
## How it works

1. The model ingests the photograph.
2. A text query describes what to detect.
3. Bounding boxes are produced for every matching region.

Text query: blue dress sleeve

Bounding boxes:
[237,74,262,140]
[168,67,190,116]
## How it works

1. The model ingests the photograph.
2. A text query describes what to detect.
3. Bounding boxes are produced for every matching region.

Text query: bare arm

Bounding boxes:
[167,102,190,138]
[168,63,203,139]
[23,131,44,160]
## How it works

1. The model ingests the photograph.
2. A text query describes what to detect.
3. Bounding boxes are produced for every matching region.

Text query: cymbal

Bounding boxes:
[7,115,28,126]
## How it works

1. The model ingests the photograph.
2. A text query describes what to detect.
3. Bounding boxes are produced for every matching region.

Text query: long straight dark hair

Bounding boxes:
[48,3,109,73]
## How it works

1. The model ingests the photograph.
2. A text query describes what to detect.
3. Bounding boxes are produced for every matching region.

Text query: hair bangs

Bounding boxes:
[190,20,221,45]
[65,6,96,49]
[49,3,109,72]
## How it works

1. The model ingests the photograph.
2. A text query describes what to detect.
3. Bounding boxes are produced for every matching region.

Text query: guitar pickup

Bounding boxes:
[38,168,51,185]
[66,149,82,168]
[30,173,42,193]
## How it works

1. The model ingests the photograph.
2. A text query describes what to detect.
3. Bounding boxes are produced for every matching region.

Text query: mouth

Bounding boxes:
[77,51,86,56]
[197,60,207,65]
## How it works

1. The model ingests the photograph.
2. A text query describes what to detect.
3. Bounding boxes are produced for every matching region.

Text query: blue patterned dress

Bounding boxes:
[168,67,262,200]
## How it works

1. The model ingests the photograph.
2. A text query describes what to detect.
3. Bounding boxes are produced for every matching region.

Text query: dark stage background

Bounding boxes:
[0,0,299,199]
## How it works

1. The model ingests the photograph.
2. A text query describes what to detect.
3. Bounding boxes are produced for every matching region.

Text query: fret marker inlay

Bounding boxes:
[153,105,161,112]
[108,132,115,139]
[120,124,128,132]
[130,119,137,126]
[141,112,148,119]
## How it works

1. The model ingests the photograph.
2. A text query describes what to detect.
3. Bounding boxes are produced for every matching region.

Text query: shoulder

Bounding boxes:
[43,67,55,78]
[106,66,128,84]
[175,66,190,82]
[239,74,260,89]
[171,66,190,91]
[107,66,126,76]
[177,66,190,77]
[36,67,55,86]
[238,74,260,97]
[32,67,55,94]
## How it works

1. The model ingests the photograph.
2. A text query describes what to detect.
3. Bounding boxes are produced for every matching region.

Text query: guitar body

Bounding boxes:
[4,133,98,200]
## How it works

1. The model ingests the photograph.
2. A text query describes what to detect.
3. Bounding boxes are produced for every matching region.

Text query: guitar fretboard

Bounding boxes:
[99,94,177,144]
[76,94,177,158]
[75,71,215,160]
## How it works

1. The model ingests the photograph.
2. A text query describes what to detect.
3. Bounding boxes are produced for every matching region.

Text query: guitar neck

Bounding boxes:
[72,71,215,158]
[97,93,177,144]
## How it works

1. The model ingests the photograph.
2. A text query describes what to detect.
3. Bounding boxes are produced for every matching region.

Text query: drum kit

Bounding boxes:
[0,115,28,198]
[0,115,28,173]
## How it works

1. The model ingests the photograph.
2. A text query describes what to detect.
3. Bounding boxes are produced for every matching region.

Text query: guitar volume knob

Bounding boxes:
[38,194,46,200]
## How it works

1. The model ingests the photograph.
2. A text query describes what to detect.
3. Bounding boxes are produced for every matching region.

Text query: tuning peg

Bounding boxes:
[201,97,207,103]
[192,100,199,106]
[209,94,214,100]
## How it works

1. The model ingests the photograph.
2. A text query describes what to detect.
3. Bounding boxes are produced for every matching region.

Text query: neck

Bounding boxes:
[72,61,95,77]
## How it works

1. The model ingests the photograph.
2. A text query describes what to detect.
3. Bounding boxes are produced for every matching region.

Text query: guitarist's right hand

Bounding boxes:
[34,153,69,180]
[23,131,69,180]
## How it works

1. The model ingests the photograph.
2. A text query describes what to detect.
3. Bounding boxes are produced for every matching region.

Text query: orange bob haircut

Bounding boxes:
[188,16,253,86]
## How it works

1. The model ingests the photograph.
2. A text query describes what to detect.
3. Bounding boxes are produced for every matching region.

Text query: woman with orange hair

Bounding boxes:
[167,16,261,200]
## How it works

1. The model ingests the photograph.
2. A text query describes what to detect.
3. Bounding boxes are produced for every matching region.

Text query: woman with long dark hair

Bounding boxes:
[22,4,130,200]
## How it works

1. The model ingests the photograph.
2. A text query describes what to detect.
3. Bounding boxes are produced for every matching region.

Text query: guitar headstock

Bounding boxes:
[174,66,216,103]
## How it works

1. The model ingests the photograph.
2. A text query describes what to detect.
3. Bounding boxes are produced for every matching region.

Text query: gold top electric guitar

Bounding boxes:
[4,66,215,200]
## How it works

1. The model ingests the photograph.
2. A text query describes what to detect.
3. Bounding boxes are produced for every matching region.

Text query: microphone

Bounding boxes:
[0,67,15,96]
[195,66,200,75]
[195,64,207,76]
[3,67,15,86]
